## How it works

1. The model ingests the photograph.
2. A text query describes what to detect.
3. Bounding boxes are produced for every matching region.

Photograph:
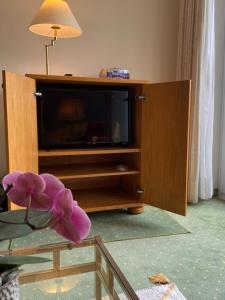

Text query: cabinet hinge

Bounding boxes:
[34,92,42,97]
[135,95,147,101]
[136,187,145,195]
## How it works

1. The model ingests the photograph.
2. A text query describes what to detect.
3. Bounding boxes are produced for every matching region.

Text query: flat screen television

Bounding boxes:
[36,84,133,149]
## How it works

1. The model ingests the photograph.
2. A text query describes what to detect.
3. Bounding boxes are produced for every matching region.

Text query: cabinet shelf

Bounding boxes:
[73,188,142,212]
[39,164,140,180]
[38,147,141,157]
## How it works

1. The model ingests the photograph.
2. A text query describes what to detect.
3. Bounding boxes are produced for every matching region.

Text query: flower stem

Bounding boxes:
[8,240,12,251]
[24,196,36,230]
[0,184,13,208]
[0,190,51,230]
[24,196,51,230]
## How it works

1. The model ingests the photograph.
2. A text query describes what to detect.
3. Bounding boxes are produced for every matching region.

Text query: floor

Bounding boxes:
[19,198,225,299]
[106,198,225,300]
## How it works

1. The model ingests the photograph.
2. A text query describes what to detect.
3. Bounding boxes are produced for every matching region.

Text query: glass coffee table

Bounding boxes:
[6,236,139,300]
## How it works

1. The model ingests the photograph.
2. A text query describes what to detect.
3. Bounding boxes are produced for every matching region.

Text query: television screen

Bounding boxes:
[37,85,132,149]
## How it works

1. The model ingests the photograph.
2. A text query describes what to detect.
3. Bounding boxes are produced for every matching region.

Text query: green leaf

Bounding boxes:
[0,222,32,241]
[0,210,51,241]
[30,211,51,227]
[0,256,51,265]
[0,209,50,224]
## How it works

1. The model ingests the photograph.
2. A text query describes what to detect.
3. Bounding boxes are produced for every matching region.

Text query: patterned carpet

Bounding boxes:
[106,199,225,300]
[0,206,188,250]
[3,199,225,299]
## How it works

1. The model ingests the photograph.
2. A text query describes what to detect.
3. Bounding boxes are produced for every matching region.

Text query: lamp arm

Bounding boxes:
[45,37,57,75]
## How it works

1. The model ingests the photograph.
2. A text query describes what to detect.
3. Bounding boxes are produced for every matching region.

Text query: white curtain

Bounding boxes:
[198,0,215,199]
[177,0,215,202]
[218,14,225,199]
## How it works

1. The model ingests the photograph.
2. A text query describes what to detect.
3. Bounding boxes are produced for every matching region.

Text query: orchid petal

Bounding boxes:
[40,174,65,199]
[54,189,73,218]
[2,172,22,190]
[53,219,81,243]
[7,189,28,207]
[30,192,53,211]
[70,204,91,240]
[14,172,45,193]
[50,203,91,243]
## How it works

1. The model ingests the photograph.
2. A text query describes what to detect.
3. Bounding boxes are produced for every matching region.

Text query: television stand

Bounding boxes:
[3,72,190,216]
[38,147,144,213]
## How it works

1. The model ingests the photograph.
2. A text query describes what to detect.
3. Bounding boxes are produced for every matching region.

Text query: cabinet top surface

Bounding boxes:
[26,74,150,85]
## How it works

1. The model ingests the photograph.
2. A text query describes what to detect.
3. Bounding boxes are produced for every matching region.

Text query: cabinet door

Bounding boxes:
[141,81,190,215]
[3,71,38,174]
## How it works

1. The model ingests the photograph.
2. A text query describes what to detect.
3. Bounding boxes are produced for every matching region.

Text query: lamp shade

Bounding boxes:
[29,0,82,38]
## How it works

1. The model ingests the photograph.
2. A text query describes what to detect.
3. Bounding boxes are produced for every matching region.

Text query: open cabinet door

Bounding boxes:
[3,71,38,173]
[3,71,38,209]
[141,81,190,216]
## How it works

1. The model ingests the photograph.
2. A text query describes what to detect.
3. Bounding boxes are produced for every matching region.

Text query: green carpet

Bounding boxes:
[10,206,188,300]
[106,199,225,300]
[88,206,189,242]
[1,206,189,250]
[4,200,225,300]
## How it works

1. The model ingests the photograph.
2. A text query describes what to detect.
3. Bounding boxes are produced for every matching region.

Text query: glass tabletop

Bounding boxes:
[1,236,139,300]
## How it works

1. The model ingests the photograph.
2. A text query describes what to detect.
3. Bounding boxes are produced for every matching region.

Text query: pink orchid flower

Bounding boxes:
[3,171,91,243]
[3,172,53,210]
[2,171,22,189]
[40,173,65,200]
[50,189,91,243]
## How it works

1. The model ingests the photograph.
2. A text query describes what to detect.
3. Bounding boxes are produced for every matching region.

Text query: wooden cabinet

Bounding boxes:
[2,71,190,215]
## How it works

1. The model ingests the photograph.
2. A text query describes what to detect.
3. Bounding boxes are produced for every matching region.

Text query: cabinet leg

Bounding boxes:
[127,205,144,214]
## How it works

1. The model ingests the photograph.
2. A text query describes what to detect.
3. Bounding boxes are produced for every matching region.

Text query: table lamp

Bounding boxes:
[29,0,82,75]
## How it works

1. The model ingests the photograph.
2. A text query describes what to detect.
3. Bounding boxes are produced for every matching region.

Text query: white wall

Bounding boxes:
[214,0,225,190]
[0,0,180,176]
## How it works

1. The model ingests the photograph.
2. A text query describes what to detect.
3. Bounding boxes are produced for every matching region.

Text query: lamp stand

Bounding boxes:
[45,37,57,75]
[45,26,59,75]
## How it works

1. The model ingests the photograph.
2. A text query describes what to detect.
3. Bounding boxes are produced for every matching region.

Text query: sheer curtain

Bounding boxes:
[177,0,215,202]
[218,46,225,199]
[198,1,215,199]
